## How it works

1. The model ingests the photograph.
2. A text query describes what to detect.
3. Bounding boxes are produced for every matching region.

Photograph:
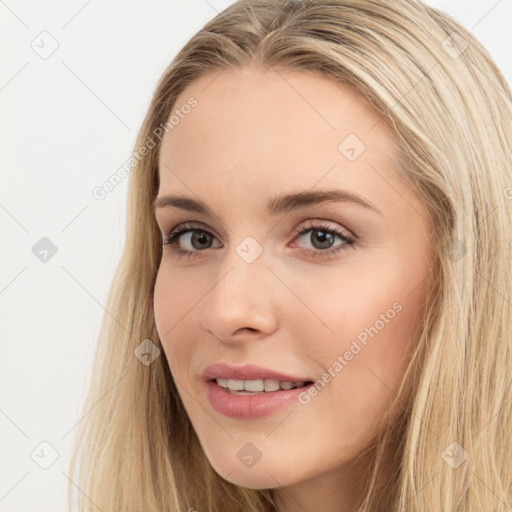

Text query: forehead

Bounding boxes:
[157,63,399,200]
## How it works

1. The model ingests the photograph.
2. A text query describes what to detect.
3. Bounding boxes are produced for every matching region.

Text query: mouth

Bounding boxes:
[210,377,315,395]
[201,362,317,415]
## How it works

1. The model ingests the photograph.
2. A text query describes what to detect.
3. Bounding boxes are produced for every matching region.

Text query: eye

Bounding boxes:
[162,220,355,260]
[290,220,355,259]
[162,222,221,259]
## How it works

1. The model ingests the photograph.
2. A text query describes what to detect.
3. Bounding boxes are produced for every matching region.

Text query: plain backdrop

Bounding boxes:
[1,1,511,510]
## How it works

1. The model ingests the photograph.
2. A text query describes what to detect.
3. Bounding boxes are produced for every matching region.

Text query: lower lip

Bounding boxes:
[205,380,313,419]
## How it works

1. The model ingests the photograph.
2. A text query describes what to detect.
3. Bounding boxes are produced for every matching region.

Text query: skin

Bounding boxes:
[153,61,433,512]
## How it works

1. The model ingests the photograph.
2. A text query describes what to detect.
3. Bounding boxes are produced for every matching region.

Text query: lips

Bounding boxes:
[205,379,315,419]
[201,362,314,383]
[200,363,317,419]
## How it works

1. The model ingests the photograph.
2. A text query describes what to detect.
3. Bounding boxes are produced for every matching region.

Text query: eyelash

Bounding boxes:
[162,220,355,261]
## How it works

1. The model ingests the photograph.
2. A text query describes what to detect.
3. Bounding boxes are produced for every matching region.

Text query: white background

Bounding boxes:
[1,1,511,510]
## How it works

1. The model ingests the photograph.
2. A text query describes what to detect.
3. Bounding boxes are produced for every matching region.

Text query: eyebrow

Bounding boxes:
[153,189,382,217]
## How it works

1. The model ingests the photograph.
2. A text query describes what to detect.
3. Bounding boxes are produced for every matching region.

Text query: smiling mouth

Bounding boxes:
[211,377,315,394]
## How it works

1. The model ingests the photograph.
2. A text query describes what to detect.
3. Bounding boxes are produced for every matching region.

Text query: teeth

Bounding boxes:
[244,379,264,392]
[228,379,244,391]
[215,378,306,392]
[264,379,280,392]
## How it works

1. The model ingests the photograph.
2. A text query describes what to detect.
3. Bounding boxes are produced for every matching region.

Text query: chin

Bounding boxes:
[217,467,288,490]
[225,472,277,489]
[207,453,300,489]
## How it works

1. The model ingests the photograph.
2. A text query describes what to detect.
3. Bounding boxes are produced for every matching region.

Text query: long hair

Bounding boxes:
[68,1,512,510]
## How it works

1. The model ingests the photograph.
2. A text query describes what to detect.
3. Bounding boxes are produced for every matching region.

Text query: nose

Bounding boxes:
[200,241,279,344]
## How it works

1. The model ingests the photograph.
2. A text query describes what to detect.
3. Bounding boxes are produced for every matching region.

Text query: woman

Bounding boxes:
[68,0,512,510]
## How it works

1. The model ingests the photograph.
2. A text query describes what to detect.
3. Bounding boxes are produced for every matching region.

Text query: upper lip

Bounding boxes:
[202,363,314,383]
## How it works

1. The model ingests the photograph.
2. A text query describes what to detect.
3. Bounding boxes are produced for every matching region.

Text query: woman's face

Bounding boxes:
[153,62,432,500]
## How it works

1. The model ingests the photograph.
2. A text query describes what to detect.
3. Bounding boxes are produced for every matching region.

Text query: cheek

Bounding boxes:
[294,268,426,394]
[153,266,201,373]
[153,264,200,334]
[291,280,425,447]
[289,270,417,344]
[153,268,172,335]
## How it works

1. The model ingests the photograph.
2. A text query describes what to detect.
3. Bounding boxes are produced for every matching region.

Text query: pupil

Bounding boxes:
[192,230,210,249]
[313,229,334,249]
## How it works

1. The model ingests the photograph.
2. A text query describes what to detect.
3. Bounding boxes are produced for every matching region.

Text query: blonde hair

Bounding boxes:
[68,0,512,510]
